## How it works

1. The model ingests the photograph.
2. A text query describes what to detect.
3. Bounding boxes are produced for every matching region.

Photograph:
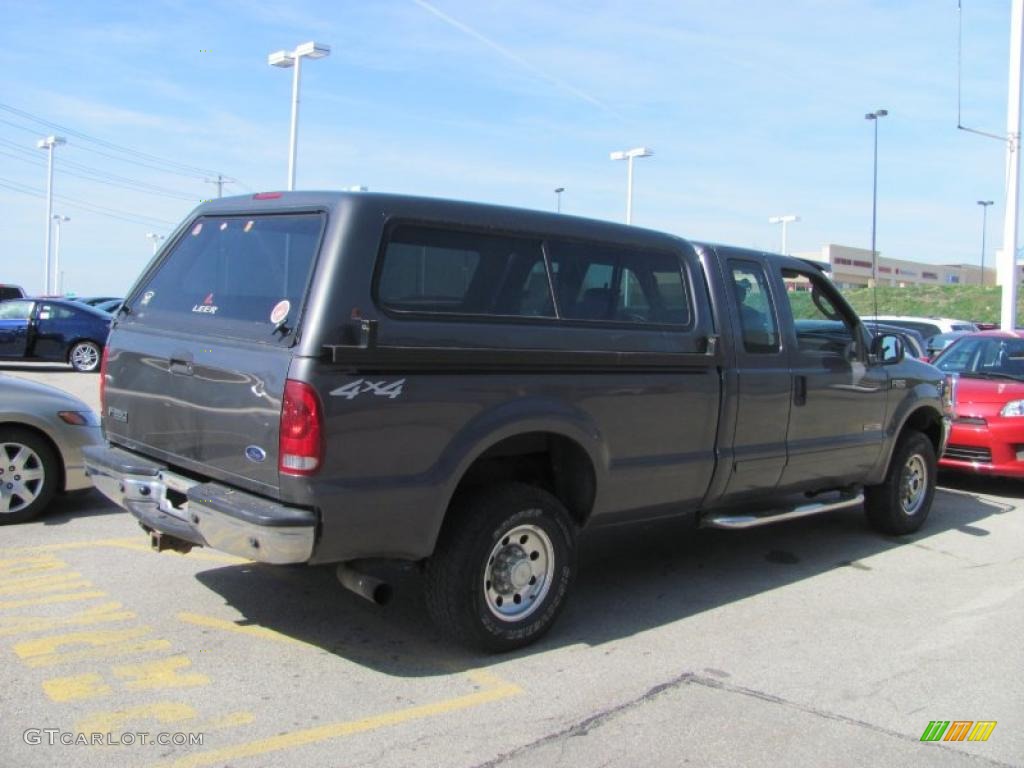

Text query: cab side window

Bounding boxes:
[729,261,779,353]
[781,269,855,357]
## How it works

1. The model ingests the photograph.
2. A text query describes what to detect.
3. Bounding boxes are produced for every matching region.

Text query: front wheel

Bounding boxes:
[69,341,101,372]
[864,431,936,535]
[0,427,59,524]
[424,483,577,652]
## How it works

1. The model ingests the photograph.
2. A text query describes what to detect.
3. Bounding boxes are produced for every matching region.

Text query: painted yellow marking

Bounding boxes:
[0,537,247,564]
[176,612,309,647]
[43,672,113,702]
[0,601,134,637]
[22,639,173,669]
[0,591,107,610]
[0,577,92,597]
[113,655,209,690]
[0,571,86,595]
[77,701,197,734]
[15,626,154,660]
[162,672,521,768]
[0,559,67,576]
[0,553,63,567]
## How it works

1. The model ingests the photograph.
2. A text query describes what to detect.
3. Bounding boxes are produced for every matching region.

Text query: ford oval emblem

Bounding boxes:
[245,445,267,463]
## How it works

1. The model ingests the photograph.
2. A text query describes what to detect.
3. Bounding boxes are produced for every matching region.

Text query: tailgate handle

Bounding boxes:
[168,352,194,376]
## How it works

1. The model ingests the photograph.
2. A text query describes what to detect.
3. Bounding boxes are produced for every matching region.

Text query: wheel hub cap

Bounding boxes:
[0,443,45,515]
[900,454,927,516]
[483,523,555,622]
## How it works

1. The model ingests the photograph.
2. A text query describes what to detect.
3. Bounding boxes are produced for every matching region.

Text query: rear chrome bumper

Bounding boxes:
[82,444,317,564]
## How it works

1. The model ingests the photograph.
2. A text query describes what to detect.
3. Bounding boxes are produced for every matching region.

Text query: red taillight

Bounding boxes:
[279,379,323,476]
[99,345,110,418]
[253,192,283,200]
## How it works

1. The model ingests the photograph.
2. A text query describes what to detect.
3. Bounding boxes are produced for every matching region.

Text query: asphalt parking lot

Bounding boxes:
[1,363,1022,767]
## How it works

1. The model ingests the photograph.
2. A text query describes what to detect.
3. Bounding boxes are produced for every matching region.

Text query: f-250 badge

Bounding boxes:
[330,379,405,400]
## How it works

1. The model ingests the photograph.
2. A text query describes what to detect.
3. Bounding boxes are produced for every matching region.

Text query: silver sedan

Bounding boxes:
[0,373,103,523]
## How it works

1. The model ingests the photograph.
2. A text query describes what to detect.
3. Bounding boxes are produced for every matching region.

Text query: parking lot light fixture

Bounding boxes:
[865,109,888,285]
[768,214,800,255]
[146,232,166,255]
[978,200,994,285]
[554,187,565,213]
[51,215,70,294]
[268,41,331,191]
[610,147,653,224]
[37,135,66,293]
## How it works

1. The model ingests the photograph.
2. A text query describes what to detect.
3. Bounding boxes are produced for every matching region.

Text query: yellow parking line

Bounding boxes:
[176,612,310,648]
[0,591,107,610]
[0,538,248,564]
[160,673,521,768]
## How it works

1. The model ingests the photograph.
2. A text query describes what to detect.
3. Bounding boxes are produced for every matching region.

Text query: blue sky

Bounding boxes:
[0,0,1013,295]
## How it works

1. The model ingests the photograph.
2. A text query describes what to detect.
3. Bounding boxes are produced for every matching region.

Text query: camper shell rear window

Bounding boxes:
[123,212,325,342]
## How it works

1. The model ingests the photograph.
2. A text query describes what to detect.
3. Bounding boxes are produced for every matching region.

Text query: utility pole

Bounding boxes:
[978,200,994,284]
[554,187,564,213]
[204,174,235,198]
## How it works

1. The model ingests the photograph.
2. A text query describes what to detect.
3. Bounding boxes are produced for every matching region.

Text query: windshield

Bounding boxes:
[123,213,324,342]
[934,336,1024,380]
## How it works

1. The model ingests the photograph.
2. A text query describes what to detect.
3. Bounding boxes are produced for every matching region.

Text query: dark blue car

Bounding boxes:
[0,298,111,372]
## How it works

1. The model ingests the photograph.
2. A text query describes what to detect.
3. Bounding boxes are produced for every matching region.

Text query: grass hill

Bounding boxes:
[840,285,1024,326]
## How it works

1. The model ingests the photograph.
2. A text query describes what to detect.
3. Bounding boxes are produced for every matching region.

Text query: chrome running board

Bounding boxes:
[701,492,864,530]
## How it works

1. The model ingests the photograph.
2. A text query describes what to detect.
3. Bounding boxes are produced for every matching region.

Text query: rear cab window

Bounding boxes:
[123,212,325,341]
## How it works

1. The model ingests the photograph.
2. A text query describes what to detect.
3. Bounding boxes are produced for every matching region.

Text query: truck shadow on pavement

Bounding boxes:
[192,484,1011,676]
[37,488,123,526]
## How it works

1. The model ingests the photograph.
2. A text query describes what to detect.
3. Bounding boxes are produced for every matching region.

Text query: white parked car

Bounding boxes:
[860,315,977,340]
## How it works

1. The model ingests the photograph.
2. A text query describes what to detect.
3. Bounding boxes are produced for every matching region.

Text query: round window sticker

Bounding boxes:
[140,291,155,306]
[270,300,291,325]
[191,222,203,236]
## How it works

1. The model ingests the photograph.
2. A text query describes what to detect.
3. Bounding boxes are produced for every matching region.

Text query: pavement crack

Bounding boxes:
[473,671,1018,768]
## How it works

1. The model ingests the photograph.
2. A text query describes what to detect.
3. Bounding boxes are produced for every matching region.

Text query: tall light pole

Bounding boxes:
[146,233,165,255]
[978,200,994,285]
[610,147,653,224]
[554,187,564,213]
[51,215,69,294]
[268,41,331,191]
[37,135,66,294]
[768,214,800,254]
[865,109,888,285]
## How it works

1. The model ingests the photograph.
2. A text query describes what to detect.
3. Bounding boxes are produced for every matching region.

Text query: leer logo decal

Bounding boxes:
[920,720,997,742]
[330,379,406,400]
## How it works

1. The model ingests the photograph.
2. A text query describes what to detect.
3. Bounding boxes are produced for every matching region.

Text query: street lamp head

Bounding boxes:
[268,50,294,68]
[611,147,653,161]
[875,109,888,117]
[294,41,331,59]
[769,214,800,224]
[52,214,70,222]
[554,187,564,194]
[978,200,994,206]
[36,135,66,149]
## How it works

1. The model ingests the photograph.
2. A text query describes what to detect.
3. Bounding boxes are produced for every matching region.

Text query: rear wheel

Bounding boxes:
[424,483,577,652]
[864,431,935,535]
[0,428,59,524]
[69,341,101,372]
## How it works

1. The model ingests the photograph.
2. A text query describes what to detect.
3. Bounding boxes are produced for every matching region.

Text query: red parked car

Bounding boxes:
[933,330,1024,477]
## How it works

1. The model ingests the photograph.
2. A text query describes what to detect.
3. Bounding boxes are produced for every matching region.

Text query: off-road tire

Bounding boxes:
[424,483,577,652]
[864,431,935,535]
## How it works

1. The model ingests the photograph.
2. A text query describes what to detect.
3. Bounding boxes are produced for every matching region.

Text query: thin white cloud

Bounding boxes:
[411,0,623,120]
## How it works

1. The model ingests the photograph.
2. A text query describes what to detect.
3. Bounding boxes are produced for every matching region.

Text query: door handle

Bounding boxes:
[793,375,807,406]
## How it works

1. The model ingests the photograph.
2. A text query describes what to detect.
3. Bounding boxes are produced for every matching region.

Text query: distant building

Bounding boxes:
[794,244,995,290]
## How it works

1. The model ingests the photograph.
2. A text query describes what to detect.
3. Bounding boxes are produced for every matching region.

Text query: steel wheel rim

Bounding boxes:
[0,442,45,515]
[900,453,927,516]
[71,343,99,370]
[483,522,554,622]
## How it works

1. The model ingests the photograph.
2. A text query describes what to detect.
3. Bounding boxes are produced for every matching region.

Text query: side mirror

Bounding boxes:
[871,333,904,364]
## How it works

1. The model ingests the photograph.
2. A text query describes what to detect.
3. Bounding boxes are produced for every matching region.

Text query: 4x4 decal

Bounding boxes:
[330,378,406,400]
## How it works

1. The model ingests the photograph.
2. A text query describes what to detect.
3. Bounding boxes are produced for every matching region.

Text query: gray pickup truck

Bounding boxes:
[84,192,950,650]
